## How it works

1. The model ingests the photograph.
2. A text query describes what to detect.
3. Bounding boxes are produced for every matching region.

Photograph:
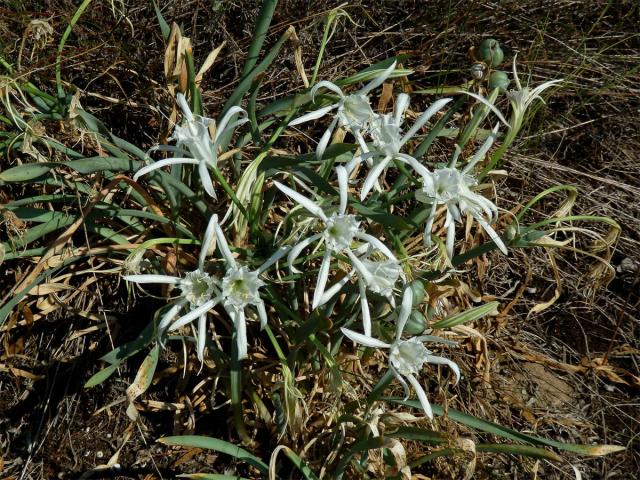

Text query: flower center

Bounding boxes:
[172,116,216,162]
[222,266,264,309]
[370,114,401,157]
[361,258,401,297]
[421,168,475,203]
[323,214,360,252]
[390,338,431,376]
[338,94,374,131]
[180,270,217,307]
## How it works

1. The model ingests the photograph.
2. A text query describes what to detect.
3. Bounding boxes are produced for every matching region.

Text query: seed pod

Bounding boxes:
[405,310,428,335]
[478,38,504,67]
[489,70,510,90]
[409,280,426,306]
[470,62,486,80]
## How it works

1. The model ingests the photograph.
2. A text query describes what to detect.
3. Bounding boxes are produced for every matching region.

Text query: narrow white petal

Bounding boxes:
[233,309,248,360]
[391,365,412,399]
[406,373,434,419]
[199,161,217,198]
[123,274,180,284]
[197,314,207,362]
[215,106,247,140]
[474,215,508,255]
[316,117,338,160]
[311,81,344,101]
[319,270,354,305]
[288,105,335,127]
[458,90,510,128]
[422,203,437,247]
[400,97,452,146]
[336,165,349,215]
[395,287,414,341]
[340,327,390,349]
[169,298,217,331]
[446,222,456,258]
[361,156,391,201]
[258,246,290,273]
[213,220,237,267]
[199,214,219,270]
[346,250,374,285]
[312,250,332,310]
[396,154,431,178]
[133,158,199,181]
[256,300,268,329]
[176,93,193,121]
[287,233,322,272]
[462,124,499,174]
[394,93,410,124]
[354,232,397,263]
[274,181,328,221]
[359,61,397,95]
[358,280,372,337]
[426,354,461,385]
[158,301,186,332]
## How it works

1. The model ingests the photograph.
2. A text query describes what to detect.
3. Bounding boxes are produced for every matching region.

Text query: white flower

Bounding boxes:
[355,94,453,200]
[274,166,398,316]
[123,214,223,362]
[319,249,403,336]
[341,287,460,419]
[210,215,287,360]
[416,126,507,258]
[134,93,248,198]
[288,61,398,160]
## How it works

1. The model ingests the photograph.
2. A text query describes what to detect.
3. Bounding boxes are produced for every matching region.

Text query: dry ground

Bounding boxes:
[1,1,639,479]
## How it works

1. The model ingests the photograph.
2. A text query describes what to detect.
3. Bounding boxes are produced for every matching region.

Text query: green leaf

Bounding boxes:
[158,436,268,474]
[272,445,319,480]
[100,319,156,364]
[335,436,390,479]
[476,443,562,462]
[242,0,278,75]
[152,0,171,40]
[431,301,499,329]
[84,362,120,388]
[0,163,54,183]
[387,426,448,444]
[384,398,625,456]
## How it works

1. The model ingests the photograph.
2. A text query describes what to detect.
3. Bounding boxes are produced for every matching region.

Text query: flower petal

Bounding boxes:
[316,117,338,160]
[458,90,510,128]
[394,93,410,124]
[288,104,336,127]
[258,246,290,273]
[158,300,187,333]
[199,214,219,270]
[462,124,499,174]
[233,309,248,360]
[426,354,461,385]
[336,165,349,215]
[215,106,247,141]
[274,181,328,221]
[256,300,268,329]
[474,215,508,255]
[123,274,180,284]
[400,98,452,146]
[406,373,434,419]
[353,232,397,263]
[340,327,390,349]
[176,93,194,121]
[213,218,237,267]
[358,279,372,337]
[287,233,322,272]
[169,298,218,331]
[311,81,344,101]
[319,270,354,305]
[359,61,397,95]
[361,156,391,201]
[311,250,332,310]
[197,314,207,362]
[133,158,199,181]
[395,286,414,341]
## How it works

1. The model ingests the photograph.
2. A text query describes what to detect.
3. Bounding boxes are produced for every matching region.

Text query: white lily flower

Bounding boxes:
[318,248,403,337]
[209,215,286,360]
[415,125,507,258]
[356,94,453,200]
[274,166,398,315]
[341,287,460,419]
[289,61,398,160]
[123,214,223,362]
[134,93,248,198]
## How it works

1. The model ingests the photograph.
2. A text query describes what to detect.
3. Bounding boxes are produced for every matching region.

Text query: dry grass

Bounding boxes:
[1,1,639,478]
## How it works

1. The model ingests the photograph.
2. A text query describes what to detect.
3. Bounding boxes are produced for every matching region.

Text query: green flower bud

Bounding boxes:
[478,38,504,67]
[489,70,510,90]
[409,280,426,306]
[404,310,428,335]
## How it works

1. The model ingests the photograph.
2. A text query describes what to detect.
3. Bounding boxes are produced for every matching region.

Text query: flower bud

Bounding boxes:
[409,280,426,306]
[470,62,486,80]
[488,70,510,91]
[404,310,428,335]
[478,38,504,67]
